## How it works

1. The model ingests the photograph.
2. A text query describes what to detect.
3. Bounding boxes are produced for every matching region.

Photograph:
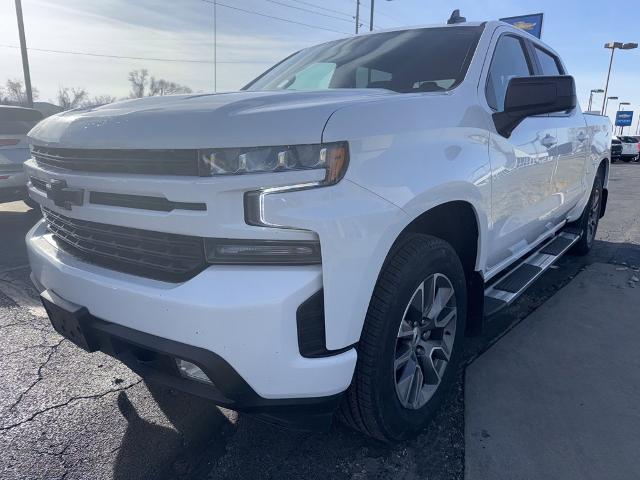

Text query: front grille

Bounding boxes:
[32,146,200,176]
[42,208,206,282]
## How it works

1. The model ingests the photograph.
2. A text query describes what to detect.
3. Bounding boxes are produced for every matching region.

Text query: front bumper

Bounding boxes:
[27,220,357,406]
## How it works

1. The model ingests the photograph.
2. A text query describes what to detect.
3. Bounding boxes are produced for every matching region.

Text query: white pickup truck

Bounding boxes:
[25,20,611,441]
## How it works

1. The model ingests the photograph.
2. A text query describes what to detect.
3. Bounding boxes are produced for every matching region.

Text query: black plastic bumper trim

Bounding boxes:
[40,289,343,430]
[90,191,207,212]
[296,289,357,358]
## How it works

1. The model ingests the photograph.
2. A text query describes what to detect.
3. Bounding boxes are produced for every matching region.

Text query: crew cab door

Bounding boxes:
[481,33,559,274]
[528,42,588,216]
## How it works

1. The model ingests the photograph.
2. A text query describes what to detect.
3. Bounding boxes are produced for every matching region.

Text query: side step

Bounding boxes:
[483,231,581,316]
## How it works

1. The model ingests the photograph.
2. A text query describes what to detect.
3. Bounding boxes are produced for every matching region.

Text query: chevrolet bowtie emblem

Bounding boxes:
[46,179,84,210]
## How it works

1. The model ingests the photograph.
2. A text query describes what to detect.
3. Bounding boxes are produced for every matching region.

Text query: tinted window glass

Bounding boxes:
[246,26,483,93]
[534,47,562,75]
[486,36,532,111]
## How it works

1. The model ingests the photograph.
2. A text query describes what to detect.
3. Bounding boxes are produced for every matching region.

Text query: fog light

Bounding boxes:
[175,358,212,384]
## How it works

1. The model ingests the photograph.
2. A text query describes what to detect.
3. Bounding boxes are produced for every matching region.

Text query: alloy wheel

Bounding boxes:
[394,273,457,410]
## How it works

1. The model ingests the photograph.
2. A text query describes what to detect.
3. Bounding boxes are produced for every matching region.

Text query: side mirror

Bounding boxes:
[493,75,576,138]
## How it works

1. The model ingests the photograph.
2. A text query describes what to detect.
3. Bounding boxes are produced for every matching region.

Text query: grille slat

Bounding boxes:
[43,208,206,282]
[33,146,200,176]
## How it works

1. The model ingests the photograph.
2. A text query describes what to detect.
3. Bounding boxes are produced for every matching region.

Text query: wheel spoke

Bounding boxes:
[394,345,413,370]
[408,365,424,408]
[397,318,414,339]
[425,284,454,322]
[419,350,441,385]
[396,356,418,403]
[434,306,456,329]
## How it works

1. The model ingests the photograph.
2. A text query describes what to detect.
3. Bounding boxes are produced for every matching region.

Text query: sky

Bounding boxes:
[1,0,639,131]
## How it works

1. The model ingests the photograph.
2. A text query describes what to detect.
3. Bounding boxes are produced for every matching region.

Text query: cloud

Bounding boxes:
[0,0,336,101]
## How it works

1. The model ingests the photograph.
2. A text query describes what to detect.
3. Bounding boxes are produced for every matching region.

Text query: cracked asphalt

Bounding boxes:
[1,163,638,480]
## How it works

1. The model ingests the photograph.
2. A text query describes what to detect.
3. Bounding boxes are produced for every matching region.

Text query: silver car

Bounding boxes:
[0,106,43,205]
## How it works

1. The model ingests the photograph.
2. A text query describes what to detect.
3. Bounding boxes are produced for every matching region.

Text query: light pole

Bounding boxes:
[600,42,638,114]
[604,95,618,118]
[355,0,360,33]
[588,89,604,112]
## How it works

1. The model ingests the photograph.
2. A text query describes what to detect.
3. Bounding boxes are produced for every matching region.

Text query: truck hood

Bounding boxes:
[28,90,396,149]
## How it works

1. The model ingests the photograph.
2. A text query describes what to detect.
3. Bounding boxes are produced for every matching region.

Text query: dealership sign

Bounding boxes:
[500,13,544,38]
[615,111,634,127]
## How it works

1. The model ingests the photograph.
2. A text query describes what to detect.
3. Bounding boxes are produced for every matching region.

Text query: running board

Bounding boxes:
[483,231,581,316]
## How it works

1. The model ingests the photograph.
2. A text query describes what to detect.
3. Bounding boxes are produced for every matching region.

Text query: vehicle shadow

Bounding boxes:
[112,383,232,480]
[188,373,465,480]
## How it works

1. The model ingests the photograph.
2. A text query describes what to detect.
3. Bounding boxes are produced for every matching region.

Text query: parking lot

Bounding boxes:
[1,163,639,480]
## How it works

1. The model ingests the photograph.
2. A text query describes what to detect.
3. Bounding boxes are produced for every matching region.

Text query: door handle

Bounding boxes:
[541,135,557,148]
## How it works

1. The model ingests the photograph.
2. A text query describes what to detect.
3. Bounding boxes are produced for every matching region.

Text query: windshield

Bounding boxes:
[245,26,483,94]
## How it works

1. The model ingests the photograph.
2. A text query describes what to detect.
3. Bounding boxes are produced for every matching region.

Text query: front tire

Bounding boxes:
[571,170,604,256]
[338,234,466,442]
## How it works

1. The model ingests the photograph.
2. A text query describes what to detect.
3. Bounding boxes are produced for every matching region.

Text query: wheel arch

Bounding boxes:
[380,200,485,336]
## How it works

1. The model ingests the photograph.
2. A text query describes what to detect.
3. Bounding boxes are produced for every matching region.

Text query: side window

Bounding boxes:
[282,62,335,90]
[485,35,532,111]
[533,47,563,76]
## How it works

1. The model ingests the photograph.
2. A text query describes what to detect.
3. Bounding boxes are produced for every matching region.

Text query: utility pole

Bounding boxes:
[355,0,360,34]
[14,0,33,107]
[369,0,375,31]
[213,0,217,92]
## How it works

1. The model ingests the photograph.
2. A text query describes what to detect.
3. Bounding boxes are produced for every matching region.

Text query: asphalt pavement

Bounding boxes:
[1,162,638,480]
[466,263,640,480]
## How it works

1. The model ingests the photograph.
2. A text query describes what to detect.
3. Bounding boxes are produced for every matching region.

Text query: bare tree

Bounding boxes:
[57,86,88,110]
[128,69,192,97]
[149,77,192,96]
[86,95,118,107]
[1,79,38,105]
[128,69,149,98]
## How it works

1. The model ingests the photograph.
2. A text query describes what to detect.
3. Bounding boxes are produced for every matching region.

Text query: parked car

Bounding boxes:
[617,136,639,162]
[0,106,43,205]
[611,138,623,163]
[25,19,611,441]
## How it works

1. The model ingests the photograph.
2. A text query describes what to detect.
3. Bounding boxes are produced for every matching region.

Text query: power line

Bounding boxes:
[0,44,274,64]
[200,0,351,35]
[286,0,354,18]
[263,0,354,24]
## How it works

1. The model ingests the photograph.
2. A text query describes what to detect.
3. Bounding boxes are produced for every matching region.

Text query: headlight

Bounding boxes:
[198,141,349,184]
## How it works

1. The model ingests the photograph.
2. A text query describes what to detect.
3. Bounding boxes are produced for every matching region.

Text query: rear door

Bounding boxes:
[529,43,588,217]
[483,33,559,273]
